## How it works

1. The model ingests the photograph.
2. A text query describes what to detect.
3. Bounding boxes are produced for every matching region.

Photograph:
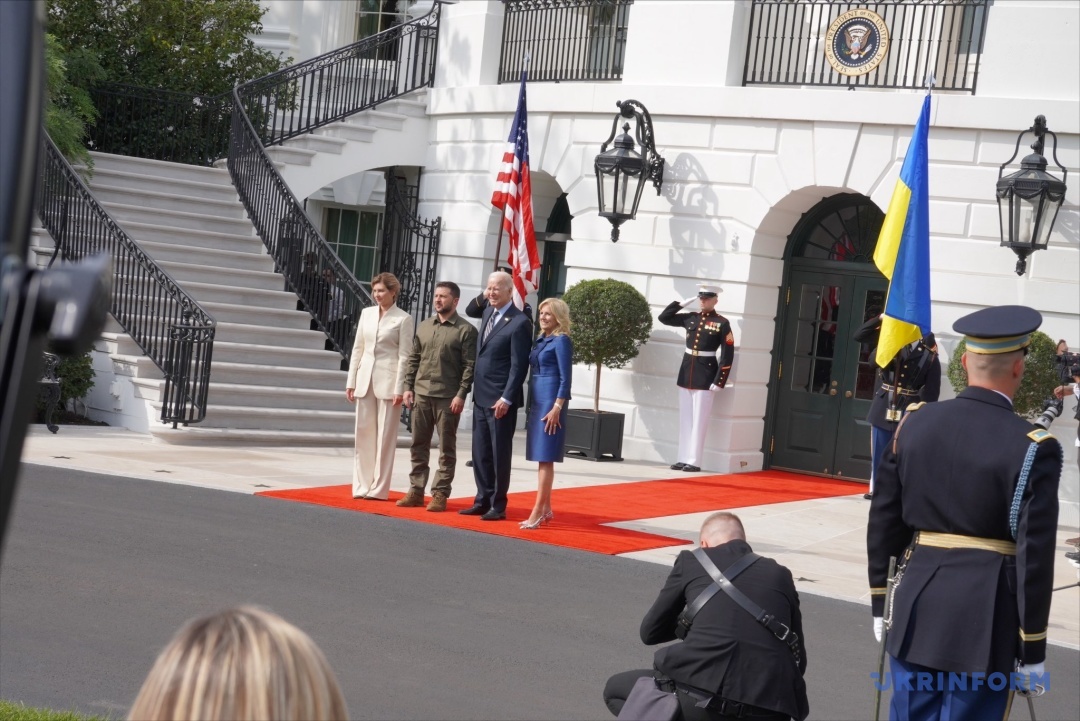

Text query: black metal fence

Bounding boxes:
[37,133,215,426]
[237,4,441,147]
[88,84,231,166]
[228,102,371,358]
[743,0,988,92]
[380,170,441,328]
[499,0,633,83]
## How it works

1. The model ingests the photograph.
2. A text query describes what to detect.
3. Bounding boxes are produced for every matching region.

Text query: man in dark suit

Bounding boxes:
[459,271,532,521]
[853,315,941,499]
[604,512,809,721]
[867,305,1061,720]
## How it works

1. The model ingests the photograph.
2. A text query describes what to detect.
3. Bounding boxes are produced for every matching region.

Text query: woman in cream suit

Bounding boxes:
[345,273,414,500]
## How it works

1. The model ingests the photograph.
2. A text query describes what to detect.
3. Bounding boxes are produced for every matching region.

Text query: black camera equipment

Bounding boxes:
[1033,399,1063,430]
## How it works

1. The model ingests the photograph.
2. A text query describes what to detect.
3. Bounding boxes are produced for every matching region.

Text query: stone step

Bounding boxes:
[87,166,240,201]
[203,340,343,370]
[204,382,351,412]
[320,122,377,143]
[357,109,407,131]
[111,219,261,253]
[180,280,298,310]
[131,239,273,273]
[149,426,356,446]
[198,301,312,329]
[383,95,427,118]
[284,134,347,155]
[88,182,247,219]
[265,145,316,167]
[156,259,288,291]
[88,152,233,186]
[208,361,345,391]
[103,201,255,236]
[176,403,356,433]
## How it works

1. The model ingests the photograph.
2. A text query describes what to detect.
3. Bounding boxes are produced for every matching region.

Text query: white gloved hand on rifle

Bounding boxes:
[873,617,884,643]
[1015,661,1046,693]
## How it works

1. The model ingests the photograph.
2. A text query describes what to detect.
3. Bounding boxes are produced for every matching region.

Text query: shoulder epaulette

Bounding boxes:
[906,402,926,412]
[1027,428,1054,443]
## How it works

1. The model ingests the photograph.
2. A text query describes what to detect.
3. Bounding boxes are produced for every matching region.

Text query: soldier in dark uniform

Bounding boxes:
[658,285,735,473]
[854,316,941,499]
[867,305,1061,721]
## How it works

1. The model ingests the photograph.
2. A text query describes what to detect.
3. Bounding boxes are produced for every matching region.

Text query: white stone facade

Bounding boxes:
[255,0,1080,523]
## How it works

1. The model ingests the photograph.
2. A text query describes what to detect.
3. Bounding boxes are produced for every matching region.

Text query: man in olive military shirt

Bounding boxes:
[658,284,735,473]
[398,281,479,512]
[867,305,1061,720]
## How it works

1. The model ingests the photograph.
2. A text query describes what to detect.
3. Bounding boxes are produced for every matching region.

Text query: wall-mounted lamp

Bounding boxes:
[594,100,665,242]
[996,115,1068,276]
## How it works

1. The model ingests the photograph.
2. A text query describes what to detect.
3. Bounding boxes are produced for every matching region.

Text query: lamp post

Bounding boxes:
[996,115,1068,276]
[595,100,665,242]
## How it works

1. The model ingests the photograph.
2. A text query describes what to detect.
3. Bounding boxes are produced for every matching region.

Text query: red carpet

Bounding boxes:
[256,471,860,555]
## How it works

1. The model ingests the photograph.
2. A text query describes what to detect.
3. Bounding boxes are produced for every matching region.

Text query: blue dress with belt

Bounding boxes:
[526,333,573,462]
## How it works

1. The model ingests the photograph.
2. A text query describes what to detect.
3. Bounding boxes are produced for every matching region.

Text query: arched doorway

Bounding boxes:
[765,193,886,480]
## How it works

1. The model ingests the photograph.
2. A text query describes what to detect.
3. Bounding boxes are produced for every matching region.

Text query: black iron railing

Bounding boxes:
[381,170,441,328]
[743,0,988,93]
[499,0,633,83]
[228,4,443,359]
[37,133,215,426]
[237,4,441,147]
[88,84,231,166]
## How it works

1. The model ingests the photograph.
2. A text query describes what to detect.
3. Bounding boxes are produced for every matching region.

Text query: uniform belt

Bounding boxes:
[917,531,1017,555]
[881,383,920,397]
[685,349,714,357]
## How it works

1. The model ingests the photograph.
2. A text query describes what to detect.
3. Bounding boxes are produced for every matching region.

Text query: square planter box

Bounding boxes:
[564,409,624,462]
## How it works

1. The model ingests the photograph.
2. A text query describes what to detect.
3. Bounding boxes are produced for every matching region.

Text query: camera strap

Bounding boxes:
[676,551,759,636]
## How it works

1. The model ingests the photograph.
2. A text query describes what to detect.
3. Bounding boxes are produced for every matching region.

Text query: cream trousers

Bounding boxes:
[353,391,398,499]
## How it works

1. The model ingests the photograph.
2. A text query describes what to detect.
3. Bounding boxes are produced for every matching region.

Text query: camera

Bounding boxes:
[1033,399,1062,430]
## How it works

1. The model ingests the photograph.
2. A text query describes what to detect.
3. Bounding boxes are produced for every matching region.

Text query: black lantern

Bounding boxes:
[996,115,1068,276]
[595,100,665,242]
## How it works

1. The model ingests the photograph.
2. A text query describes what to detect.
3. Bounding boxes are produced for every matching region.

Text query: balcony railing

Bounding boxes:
[37,133,215,427]
[499,0,633,83]
[743,0,988,93]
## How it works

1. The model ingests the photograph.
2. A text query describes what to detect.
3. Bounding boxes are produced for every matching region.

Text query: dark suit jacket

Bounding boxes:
[473,303,532,409]
[640,540,809,721]
[868,387,1061,673]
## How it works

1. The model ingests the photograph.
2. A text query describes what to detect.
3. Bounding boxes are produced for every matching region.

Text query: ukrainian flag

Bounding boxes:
[873,95,932,368]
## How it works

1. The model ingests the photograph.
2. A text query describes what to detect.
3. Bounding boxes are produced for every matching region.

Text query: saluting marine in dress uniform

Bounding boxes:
[867,305,1062,721]
[853,316,941,498]
[658,285,735,473]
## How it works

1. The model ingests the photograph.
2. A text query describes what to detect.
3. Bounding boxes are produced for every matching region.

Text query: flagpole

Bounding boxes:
[490,50,531,275]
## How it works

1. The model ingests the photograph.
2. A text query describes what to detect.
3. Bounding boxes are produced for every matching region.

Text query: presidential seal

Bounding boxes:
[824,9,889,77]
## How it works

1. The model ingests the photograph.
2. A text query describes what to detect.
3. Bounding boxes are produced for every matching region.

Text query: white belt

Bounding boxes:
[685,349,714,357]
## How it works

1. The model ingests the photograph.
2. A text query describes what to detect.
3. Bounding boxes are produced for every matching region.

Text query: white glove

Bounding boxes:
[1015,662,1046,693]
[679,296,697,308]
[873,617,883,643]
[709,384,722,391]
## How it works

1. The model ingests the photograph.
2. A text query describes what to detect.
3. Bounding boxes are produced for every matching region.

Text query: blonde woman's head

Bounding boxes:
[128,606,347,721]
[538,298,571,336]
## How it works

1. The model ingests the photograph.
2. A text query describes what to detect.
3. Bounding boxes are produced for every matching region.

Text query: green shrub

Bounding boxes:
[0,700,109,721]
[946,330,1059,418]
[56,349,96,408]
[562,278,652,412]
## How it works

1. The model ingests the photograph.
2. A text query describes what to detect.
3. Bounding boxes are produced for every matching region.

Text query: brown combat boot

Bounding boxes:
[396,488,425,507]
[426,491,448,512]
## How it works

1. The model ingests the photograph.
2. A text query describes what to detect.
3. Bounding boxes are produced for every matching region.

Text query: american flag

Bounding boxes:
[492,71,540,311]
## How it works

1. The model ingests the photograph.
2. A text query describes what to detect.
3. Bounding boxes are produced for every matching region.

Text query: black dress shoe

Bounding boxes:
[863,493,874,500]
[480,509,506,521]
[670,462,686,470]
[458,505,489,516]
[681,465,701,472]
[465,460,474,467]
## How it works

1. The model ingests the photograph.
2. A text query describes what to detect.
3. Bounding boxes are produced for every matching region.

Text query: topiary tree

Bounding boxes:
[946,330,1059,418]
[562,278,652,413]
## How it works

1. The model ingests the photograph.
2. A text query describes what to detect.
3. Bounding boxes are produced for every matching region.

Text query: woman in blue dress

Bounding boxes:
[521,298,573,529]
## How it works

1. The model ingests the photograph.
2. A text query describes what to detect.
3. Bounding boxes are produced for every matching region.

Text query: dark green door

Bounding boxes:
[770,269,886,479]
